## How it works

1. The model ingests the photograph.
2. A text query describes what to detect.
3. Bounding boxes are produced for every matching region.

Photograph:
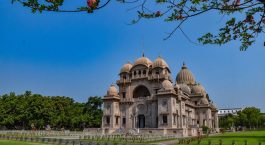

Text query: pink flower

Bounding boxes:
[87,0,98,9]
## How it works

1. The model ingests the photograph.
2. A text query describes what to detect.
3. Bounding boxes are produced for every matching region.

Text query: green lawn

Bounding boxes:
[177,130,265,145]
[0,140,50,145]
[1,130,265,145]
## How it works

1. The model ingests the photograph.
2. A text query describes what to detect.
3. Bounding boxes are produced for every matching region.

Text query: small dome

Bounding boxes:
[133,55,152,67]
[152,56,169,69]
[200,97,209,105]
[192,83,206,96]
[176,63,195,85]
[162,79,174,90]
[120,62,132,74]
[107,84,118,96]
[191,83,205,94]
[179,83,191,94]
[199,83,206,93]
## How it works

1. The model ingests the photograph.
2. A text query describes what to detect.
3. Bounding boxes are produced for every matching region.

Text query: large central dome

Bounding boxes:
[176,63,195,85]
[133,55,152,67]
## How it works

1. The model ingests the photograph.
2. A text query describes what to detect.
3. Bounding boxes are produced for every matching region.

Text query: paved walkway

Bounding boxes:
[157,139,179,145]
[42,136,80,140]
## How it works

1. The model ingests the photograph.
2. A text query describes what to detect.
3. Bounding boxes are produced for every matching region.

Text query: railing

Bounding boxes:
[120,95,156,103]
[0,130,184,144]
[116,79,131,84]
[120,98,134,103]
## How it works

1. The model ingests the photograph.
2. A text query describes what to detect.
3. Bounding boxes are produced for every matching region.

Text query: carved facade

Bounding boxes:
[102,56,219,136]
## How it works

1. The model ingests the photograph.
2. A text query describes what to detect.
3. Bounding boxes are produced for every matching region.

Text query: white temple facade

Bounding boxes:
[102,55,219,136]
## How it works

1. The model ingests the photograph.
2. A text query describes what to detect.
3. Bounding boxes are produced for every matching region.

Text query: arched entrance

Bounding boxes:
[133,85,151,98]
[138,115,145,128]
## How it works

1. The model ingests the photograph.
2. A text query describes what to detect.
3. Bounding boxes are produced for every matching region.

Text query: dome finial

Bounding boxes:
[182,62,187,69]
[142,52,145,57]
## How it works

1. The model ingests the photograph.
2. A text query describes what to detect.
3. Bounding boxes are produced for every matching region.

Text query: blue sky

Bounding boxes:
[0,1,265,111]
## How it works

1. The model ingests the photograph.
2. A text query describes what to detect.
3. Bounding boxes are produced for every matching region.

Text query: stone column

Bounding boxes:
[132,115,134,128]
[214,112,219,131]
[206,110,210,128]
[199,111,204,127]
[125,104,131,129]
[176,115,179,128]
[179,101,184,128]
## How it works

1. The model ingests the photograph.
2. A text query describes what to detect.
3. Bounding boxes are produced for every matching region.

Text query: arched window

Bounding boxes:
[122,92,126,98]
[116,117,119,125]
[138,70,141,75]
[163,115,168,124]
[106,116,110,124]
[155,70,160,75]
[143,70,146,75]
[122,117,126,125]
[133,85,151,98]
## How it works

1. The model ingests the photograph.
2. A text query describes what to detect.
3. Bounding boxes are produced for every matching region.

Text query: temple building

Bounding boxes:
[102,55,219,136]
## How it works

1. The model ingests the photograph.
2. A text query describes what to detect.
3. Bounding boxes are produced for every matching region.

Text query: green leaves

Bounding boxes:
[191,0,201,4]
[198,12,263,51]
[220,107,264,129]
[10,0,265,50]
[122,0,265,50]
[156,0,167,3]
[0,91,103,130]
[83,96,103,128]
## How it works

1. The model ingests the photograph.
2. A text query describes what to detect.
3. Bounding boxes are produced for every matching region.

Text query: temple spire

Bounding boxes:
[182,62,187,69]
[141,37,145,57]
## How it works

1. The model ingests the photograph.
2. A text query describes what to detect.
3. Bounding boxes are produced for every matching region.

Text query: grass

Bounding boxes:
[176,130,265,145]
[0,140,50,145]
[82,130,265,145]
[82,137,178,144]
[1,130,265,145]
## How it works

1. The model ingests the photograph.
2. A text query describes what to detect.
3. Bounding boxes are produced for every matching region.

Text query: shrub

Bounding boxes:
[202,126,210,134]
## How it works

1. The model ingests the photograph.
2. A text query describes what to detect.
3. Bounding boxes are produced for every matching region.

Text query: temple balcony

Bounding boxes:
[116,79,131,85]
[120,98,134,103]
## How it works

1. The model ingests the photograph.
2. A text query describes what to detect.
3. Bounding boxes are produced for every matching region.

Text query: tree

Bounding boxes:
[219,113,236,129]
[10,0,265,50]
[240,107,261,129]
[219,107,264,130]
[234,110,248,127]
[83,96,103,128]
[258,113,265,127]
[0,91,103,130]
